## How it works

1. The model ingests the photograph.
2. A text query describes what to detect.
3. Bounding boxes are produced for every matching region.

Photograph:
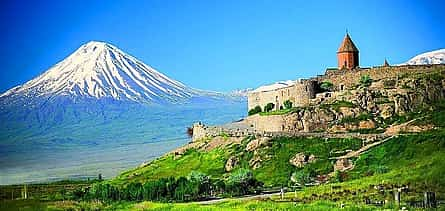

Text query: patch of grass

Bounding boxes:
[0,200,48,211]
[350,129,445,185]
[112,136,363,188]
[339,113,373,124]
[253,137,362,186]
[259,107,302,116]
[273,128,445,205]
[113,148,230,185]
[348,128,385,134]
[320,100,355,112]
[116,199,376,211]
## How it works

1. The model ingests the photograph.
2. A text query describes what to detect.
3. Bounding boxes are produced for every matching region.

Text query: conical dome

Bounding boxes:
[337,33,359,53]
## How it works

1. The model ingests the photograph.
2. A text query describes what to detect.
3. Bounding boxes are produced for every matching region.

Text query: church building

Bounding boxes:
[337,33,359,70]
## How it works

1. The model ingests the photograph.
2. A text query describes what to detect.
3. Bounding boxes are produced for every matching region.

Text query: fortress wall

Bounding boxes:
[323,64,445,90]
[247,89,283,111]
[191,121,386,141]
[244,114,286,132]
[192,122,208,141]
[293,80,317,107]
[248,64,445,114]
[247,80,317,111]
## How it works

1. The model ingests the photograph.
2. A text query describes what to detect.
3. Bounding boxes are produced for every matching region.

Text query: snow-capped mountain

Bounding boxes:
[405,48,445,65]
[0,41,214,104]
[227,88,253,97]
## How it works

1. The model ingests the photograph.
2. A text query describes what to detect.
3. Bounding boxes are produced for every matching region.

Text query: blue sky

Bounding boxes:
[1,0,444,92]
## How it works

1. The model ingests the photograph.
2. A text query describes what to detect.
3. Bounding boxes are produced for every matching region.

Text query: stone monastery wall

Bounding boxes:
[191,121,386,142]
[248,64,445,112]
[323,64,445,91]
[247,79,316,111]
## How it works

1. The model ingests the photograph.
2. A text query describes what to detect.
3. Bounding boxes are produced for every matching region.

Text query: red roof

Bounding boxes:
[337,33,359,53]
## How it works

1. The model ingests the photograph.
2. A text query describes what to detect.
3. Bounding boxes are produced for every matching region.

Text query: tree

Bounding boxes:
[248,105,262,116]
[264,103,275,112]
[320,81,333,92]
[359,75,373,87]
[187,171,210,199]
[226,168,260,196]
[283,100,293,109]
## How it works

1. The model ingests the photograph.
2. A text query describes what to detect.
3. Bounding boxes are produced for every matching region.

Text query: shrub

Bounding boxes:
[375,166,389,174]
[264,103,275,112]
[226,168,261,196]
[320,81,334,92]
[359,75,373,87]
[291,168,315,186]
[248,105,262,116]
[283,100,293,109]
[332,170,343,183]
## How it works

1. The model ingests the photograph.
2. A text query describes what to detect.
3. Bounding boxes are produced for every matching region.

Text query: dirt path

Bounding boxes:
[334,135,397,159]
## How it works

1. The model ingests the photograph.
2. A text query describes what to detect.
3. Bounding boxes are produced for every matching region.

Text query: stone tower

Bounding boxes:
[337,33,359,70]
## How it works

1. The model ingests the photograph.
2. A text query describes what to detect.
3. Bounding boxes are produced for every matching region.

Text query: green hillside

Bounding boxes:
[92,103,445,208]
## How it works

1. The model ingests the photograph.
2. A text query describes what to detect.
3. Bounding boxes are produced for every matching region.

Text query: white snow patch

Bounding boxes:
[404,48,445,65]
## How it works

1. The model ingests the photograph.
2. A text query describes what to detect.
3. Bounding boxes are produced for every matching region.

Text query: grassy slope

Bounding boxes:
[113,109,445,190]
[105,105,445,210]
[112,136,363,187]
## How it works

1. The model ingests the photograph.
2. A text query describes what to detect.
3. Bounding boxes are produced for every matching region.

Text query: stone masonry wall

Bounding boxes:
[191,121,386,142]
[322,64,445,91]
[248,64,445,113]
[247,79,317,111]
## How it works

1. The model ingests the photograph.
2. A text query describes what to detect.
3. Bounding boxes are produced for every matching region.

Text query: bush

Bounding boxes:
[248,105,262,116]
[226,168,261,196]
[283,100,293,109]
[359,75,373,87]
[264,103,275,112]
[332,170,343,183]
[320,81,334,92]
[291,168,315,186]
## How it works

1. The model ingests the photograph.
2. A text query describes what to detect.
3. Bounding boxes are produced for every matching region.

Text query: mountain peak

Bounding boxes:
[0,41,198,104]
[84,40,108,46]
[405,48,445,65]
[76,41,115,56]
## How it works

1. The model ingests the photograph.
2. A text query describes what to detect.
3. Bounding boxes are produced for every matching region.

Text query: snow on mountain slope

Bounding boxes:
[405,48,445,65]
[0,41,206,104]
